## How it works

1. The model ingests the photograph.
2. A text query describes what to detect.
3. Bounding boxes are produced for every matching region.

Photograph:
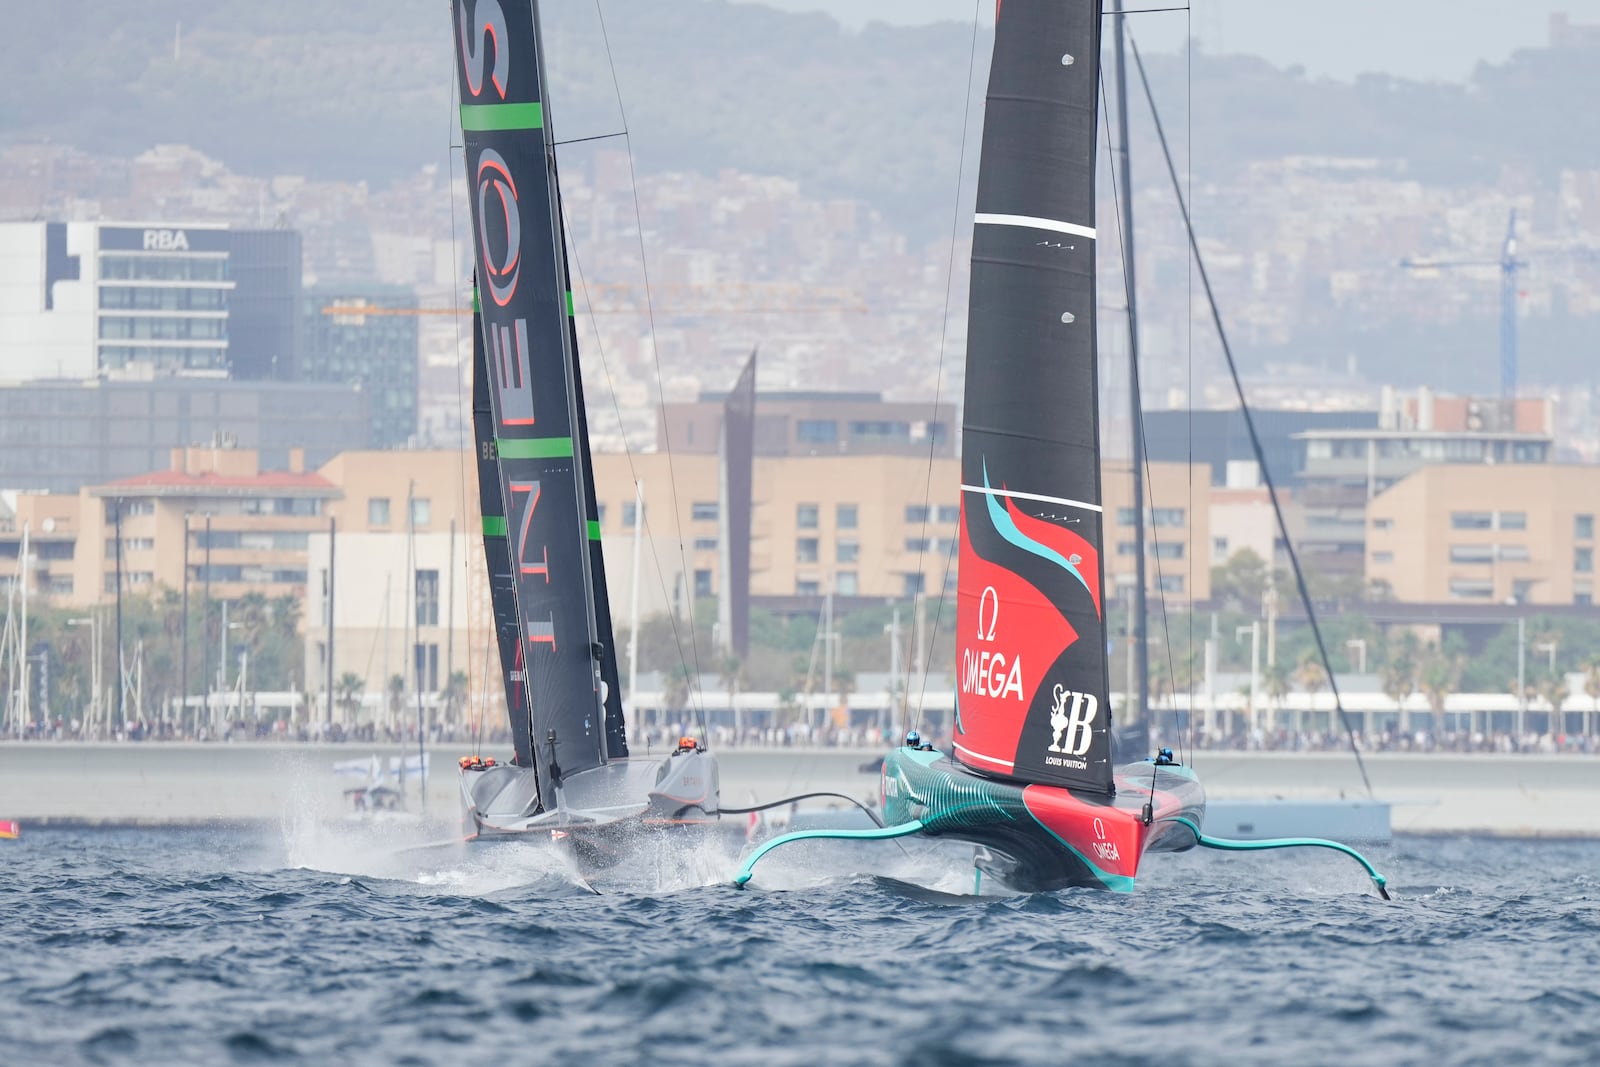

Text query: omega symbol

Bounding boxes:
[977,585,999,642]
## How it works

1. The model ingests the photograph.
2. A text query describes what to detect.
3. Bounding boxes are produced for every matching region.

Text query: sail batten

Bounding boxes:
[973,213,1097,240]
[953,0,1114,794]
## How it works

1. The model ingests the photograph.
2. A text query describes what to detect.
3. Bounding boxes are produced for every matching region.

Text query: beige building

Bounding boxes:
[0,446,337,608]
[5,440,1213,729]
[302,450,485,723]
[1366,464,1600,605]
[589,454,1210,609]
[2,446,1213,616]
[1100,462,1212,605]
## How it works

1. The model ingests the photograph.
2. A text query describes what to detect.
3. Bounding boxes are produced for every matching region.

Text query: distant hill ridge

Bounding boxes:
[6,1,1600,236]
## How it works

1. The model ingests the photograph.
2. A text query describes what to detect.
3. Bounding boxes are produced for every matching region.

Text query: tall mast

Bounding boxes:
[17,520,27,731]
[326,515,336,727]
[1112,0,1148,735]
[952,0,1113,792]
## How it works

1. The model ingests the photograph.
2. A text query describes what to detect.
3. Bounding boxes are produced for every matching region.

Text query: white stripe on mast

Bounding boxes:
[960,483,1103,514]
[974,213,1097,240]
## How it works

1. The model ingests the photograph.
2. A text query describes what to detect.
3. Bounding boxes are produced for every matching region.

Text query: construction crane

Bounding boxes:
[1399,208,1524,401]
[320,282,868,320]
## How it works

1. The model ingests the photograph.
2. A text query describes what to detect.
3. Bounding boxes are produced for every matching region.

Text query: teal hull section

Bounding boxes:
[880,747,1206,892]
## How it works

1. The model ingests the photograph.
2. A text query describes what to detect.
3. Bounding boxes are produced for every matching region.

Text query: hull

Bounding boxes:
[459,747,731,875]
[881,747,1205,892]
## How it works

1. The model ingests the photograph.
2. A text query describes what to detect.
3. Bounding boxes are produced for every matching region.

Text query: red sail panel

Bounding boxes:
[953,0,1114,793]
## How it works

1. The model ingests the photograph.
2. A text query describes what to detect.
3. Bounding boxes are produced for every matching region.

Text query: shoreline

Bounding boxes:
[3,743,1598,838]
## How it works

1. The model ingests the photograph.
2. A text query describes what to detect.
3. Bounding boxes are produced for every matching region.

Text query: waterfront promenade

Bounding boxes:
[2,742,1597,837]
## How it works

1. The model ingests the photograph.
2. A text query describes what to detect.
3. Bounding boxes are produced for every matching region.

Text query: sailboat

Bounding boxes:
[449,0,723,861]
[876,0,1203,892]
[737,0,1387,897]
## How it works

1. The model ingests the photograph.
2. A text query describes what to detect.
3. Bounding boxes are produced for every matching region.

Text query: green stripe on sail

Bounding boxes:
[482,516,507,537]
[495,436,574,460]
[472,288,481,313]
[566,290,574,316]
[459,102,544,131]
[587,520,601,541]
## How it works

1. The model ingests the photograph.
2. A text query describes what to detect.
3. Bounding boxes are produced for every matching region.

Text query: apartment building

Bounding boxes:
[82,446,339,607]
[1297,390,1554,575]
[1366,464,1600,605]
[588,454,1210,610]
[303,451,481,716]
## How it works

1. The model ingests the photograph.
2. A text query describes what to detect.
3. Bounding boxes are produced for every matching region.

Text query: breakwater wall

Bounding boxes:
[2,744,1596,836]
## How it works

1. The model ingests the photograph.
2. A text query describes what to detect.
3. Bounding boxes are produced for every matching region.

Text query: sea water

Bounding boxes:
[1,824,1596,1066]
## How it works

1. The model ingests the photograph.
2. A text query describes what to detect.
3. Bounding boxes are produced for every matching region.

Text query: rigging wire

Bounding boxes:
[444,47,499,758]
[1100,36,1184,776]
[909,0,985,743]
[560,188,709,749]
[1185,5,1197,765]
[1099,41,1176,807]
[593,0,709,743]
[472,620,492,758]
[1129,36,1376,797]
[444,57,485,759]
[720,791,885,828]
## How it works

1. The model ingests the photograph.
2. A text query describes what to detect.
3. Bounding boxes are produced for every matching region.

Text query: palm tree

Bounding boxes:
[236,591,271,649]
[336,671,364,726]
[1261,661,1291,734]
[717,654,744,738]
[663,663,693,718]
[1584,654,1600,739]
[1537,675,1569,741]
[386,673,406,735]
[1417,642,1463,741]
[1381,632,1420,736]
[1295,652,1326,736]
[270,594,302,638]
[443,669,469,732]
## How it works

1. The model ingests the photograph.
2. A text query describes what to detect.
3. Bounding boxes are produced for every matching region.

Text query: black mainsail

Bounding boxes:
[953,0,1114,793]
[454,0,611,807]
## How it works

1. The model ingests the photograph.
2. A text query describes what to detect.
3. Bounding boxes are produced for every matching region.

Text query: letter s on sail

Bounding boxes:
[459,0,510,100]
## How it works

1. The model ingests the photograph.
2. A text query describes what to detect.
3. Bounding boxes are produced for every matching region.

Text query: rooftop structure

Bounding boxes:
[659,391,957,458]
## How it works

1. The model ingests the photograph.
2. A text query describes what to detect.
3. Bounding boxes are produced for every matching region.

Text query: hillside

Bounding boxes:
[7,2,1600,237]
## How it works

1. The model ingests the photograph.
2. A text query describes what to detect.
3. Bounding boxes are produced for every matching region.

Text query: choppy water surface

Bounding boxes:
[2,822,1596,1066]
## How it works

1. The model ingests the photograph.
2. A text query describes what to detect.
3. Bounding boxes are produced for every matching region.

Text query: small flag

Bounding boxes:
[0,821,19,839]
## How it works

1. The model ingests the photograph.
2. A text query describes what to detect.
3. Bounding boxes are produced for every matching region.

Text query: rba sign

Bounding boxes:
[960,585,1023,700]
[142,229,189,251]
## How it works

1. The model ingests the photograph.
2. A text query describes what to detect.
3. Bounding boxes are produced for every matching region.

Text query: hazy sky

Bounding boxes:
[734,0,1600,83]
